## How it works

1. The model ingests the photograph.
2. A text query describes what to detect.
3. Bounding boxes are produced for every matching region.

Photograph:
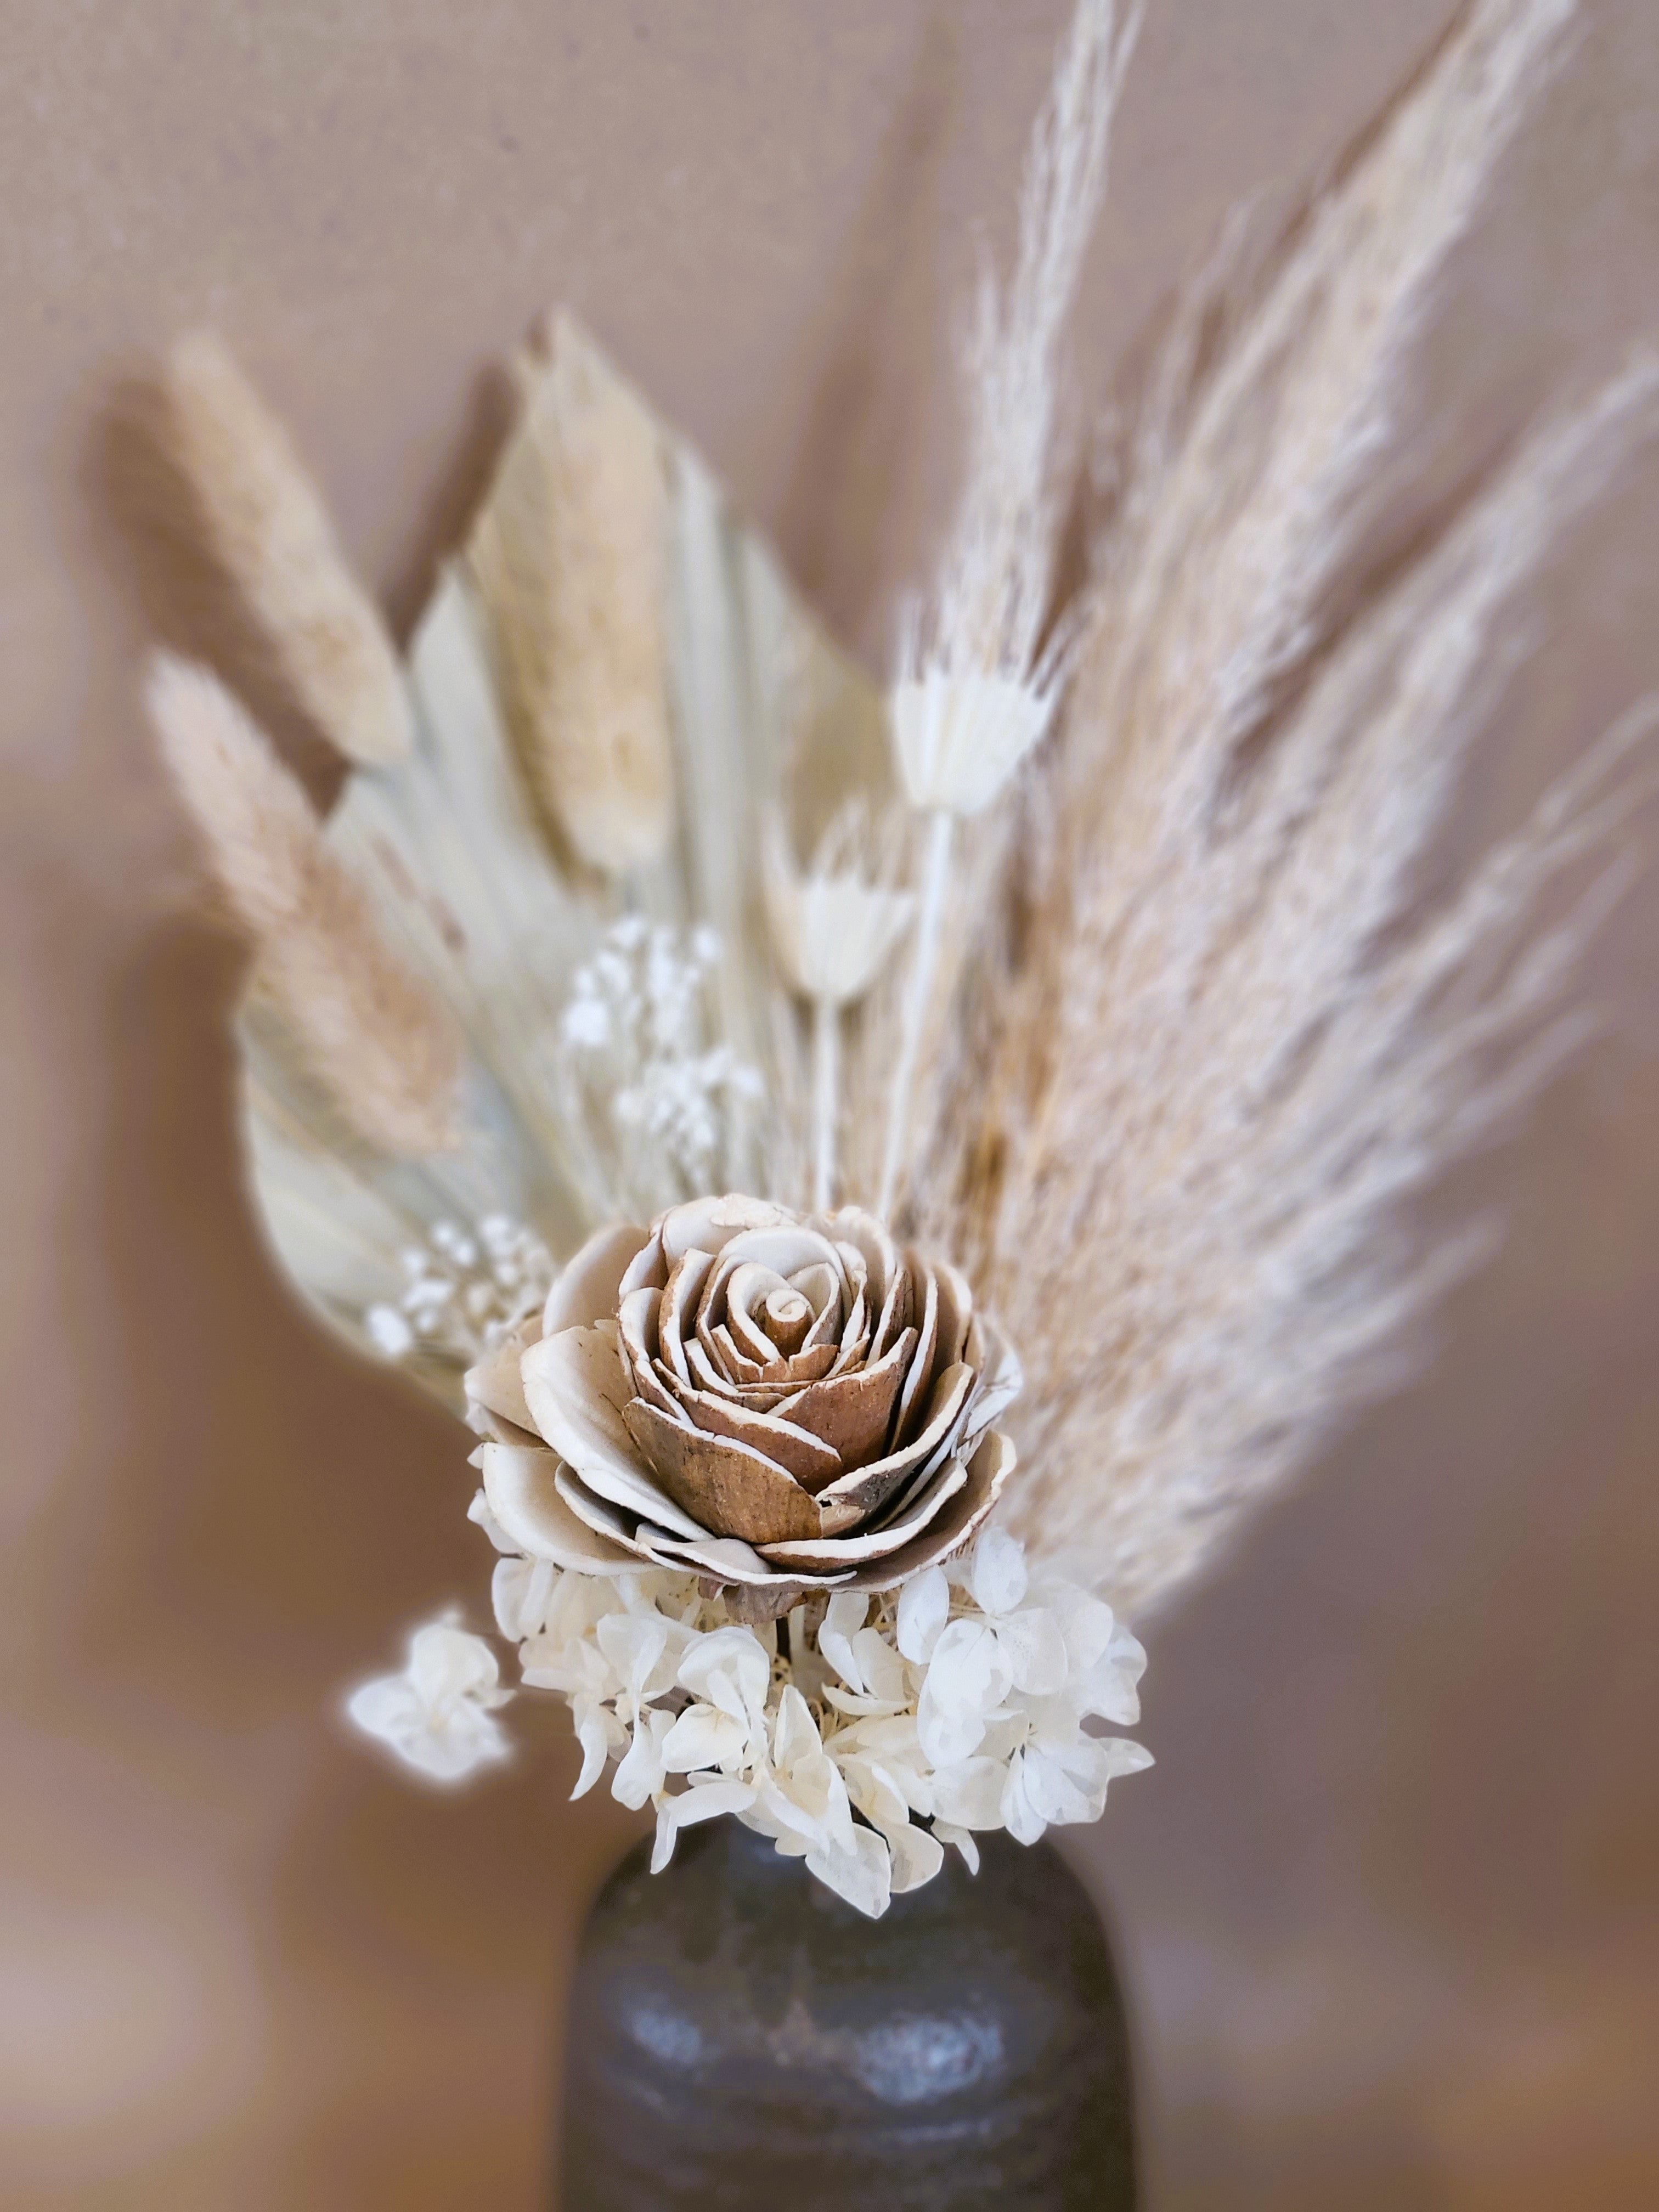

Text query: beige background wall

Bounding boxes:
[4,4,1658,2206]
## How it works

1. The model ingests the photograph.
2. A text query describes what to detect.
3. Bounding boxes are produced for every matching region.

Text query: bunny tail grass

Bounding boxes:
[146,653,463,1158]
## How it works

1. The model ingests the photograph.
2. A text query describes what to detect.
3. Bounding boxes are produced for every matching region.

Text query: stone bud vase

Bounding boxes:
[558,1816,1136,2209]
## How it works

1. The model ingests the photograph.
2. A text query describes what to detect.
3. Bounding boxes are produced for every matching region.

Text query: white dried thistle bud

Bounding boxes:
[762,806,913,1009]
[889,664,1060,819]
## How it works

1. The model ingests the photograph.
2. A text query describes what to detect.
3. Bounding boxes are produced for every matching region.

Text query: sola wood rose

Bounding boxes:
[466,1195,1020,1612]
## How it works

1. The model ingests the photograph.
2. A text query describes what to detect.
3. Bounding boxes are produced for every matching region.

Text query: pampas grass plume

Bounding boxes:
[146,653,462,1158]
[165,332,412,768]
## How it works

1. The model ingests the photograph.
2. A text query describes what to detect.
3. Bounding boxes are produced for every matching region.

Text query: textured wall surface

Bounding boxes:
[3,4,1658,2206]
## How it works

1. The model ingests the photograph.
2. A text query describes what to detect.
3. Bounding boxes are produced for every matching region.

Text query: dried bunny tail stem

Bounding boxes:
[146,654,464,1158]
[471,313,674,876]
[975,343,1659,1625]
[164,331,411,767]
[879,0,1139,1216]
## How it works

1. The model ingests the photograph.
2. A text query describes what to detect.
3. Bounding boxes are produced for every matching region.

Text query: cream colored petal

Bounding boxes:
[894,1263,939,1439]
[479,1443,640,1572]
[823,1209,896,1313]
[521,1324,706,1538]
[617,1227,668,1300]
[641,1530,828,1590]
[656,1194,788,1263]
[757,1452,969,1570]
[814,1362,974,1529]
[618,1288,681,1417]
[552,1465,689,1567]
[470,1403,545,1448]
[965,1318,1023,1438]
[933,1260,973,1373]
[544,1221,650,1336]
[552,1464,809,1589]
[620,1399,822,1545]
[843,1430,1015,1591]
[657,1248,713,1386]
[463,1306,545,1436]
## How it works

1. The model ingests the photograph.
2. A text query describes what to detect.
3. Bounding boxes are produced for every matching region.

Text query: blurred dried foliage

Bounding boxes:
[3,3,1658,2208]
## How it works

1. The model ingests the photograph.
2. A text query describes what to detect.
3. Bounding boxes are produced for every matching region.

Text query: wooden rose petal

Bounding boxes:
[657,1248,714,1385]
[757,1450,970,1569]
[509,1198,1022,1598]
[657,1194,789,1266]
[842,1430,1015,1590]
[965,1321,1023,1439]
[549,1464,784,1584]
[814,1362,974,1528]
[522,1324,708,1539]
[780,1328,914,1466]
[464,1307,545,1440]
[544,1221,649,1335]
[621,1398,823,1544]
[663,1385,842,1490]
[481,1443,640,1571]
[893,1265,940,1439]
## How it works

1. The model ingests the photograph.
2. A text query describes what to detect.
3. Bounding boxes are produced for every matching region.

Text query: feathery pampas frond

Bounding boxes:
[911,0,1659,1621]
[146,653,462,1157]
[469,313,675,876]
[165,332,412,768]
[875,0,1142,1215]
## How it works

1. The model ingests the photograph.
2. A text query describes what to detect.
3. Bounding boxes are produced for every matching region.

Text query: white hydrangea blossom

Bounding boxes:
[345,1612,513,1784]
[364,1214,554,1367]
[561,917,764,1209]
[390,1519,1149,1918]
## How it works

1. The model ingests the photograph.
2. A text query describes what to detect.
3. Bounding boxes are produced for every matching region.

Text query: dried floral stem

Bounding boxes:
[879,806,954,1216]
[810,994,840,1212]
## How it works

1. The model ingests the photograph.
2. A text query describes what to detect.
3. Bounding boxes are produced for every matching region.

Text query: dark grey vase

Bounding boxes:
[558,1816,1137,2210]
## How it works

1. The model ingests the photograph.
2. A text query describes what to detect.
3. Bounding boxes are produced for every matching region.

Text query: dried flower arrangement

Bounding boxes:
[145,0,1656,1918]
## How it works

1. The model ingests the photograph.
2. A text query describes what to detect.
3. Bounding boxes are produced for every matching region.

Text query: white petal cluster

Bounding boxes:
[345,1613,514,1784]
[763,812,913,1009]
[479,1518,1149,1917]
[889,667,1060,819]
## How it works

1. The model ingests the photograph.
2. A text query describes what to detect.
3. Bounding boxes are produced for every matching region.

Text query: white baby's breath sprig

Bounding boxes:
[764,806,913,1209]
[363,1214,554,1372]
[560,918,764,1217]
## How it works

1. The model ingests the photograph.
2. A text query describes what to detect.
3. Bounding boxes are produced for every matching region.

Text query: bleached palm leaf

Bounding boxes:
[232,327,885,1408]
